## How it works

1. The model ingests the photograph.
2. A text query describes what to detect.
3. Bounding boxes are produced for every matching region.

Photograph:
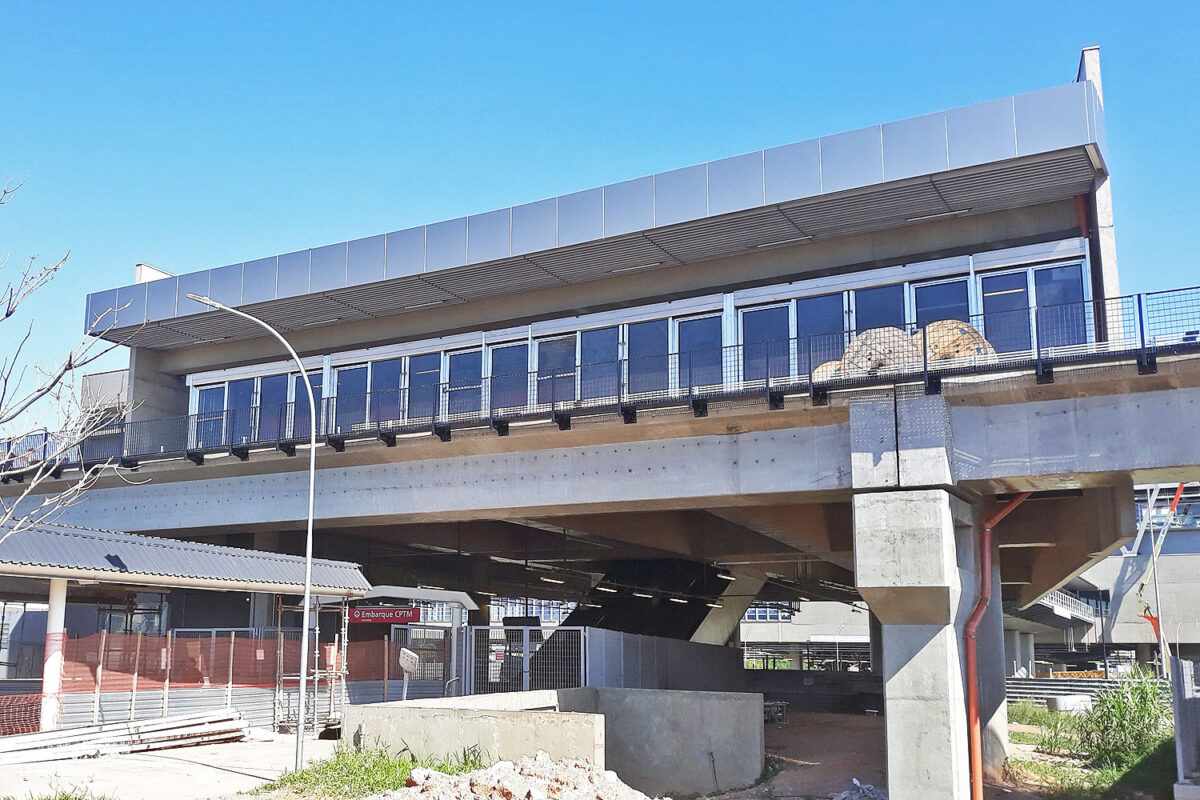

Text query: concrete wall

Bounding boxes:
[1086,553,1200,646]
[343,701,606,769]
[344,687,764,797]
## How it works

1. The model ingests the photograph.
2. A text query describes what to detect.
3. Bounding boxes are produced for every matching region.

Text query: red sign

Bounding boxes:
[348,606,422,624]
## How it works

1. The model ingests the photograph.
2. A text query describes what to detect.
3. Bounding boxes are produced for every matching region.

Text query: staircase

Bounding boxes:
[1006,676,1124,706]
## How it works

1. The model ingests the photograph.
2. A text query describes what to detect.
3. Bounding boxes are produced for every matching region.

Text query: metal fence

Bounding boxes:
[6,286,1200,475]
[464,626,586,695]
[742,642,873,672]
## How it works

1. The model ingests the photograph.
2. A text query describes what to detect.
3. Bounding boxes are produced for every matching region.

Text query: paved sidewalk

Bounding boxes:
[0,733,338,799]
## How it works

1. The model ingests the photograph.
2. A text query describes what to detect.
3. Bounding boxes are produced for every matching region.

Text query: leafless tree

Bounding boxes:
[0,184,138,541]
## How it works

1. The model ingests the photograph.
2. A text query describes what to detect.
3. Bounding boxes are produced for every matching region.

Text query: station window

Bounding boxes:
[853,284,905,332]
[447,350,483,416]
[914,279,971,328]
[627,318,669,394]
[537,336,576,405]
[491,342,530,410]
[741,305,790,383]
[580,326,620,400]
[369,358,403,424]
[796,293,846,373]
[408,352,442,421]
[677,315,723,389]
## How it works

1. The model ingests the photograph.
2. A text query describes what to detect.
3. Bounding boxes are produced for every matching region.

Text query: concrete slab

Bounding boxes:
[0,734,337,800]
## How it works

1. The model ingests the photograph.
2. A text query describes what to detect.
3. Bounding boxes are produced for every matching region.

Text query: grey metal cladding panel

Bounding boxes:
[603,176,653,237]
[511,198,557,255]
[883,112,949,181]
[708,152,764,216]
[347,235,385,285]
[946,96,1016,170]
[176,270,213,316]
[1087,83,1107,161]
[86,289,119,332]
[309,242,348,293]
[145,277,179,322]
[466,208,511,264]
[276,249,311,297]
[557,188,603,246]
[1014,83,1089,157]
[819,126,883,193]
[385,227,425,279]
[209,264,243,307]
[115,283,147,328]
[241,257,278,305]
[764,139,821,205]
[426,217,467,270]
[653,164,707,227]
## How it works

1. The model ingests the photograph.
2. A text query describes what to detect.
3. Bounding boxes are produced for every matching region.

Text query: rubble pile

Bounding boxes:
[374,752,666,800]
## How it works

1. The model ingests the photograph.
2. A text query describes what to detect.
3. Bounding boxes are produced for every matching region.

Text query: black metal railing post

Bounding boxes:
[1136,293,1157,374]
[1034,305,1052,384]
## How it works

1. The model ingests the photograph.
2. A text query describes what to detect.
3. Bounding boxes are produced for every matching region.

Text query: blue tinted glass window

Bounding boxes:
[581,327,619,400]
[195,386,225,448]
[292,372,324,438]
[227,379,255,445]
[914,280,970,328]
[257,374,288,441]
[333,367,368,433]
[627,319,668,393]
[491,344,529,410]
[797,294,846,373]
[742,306,790,382]
[678,316,723,388]
[370,359,403,424]
[982,273,1031,353]
[448,350,482,416]
[1035,265,1086,348]
[537,337,576,405]
[854,284,905,332]
[408,353,441,421]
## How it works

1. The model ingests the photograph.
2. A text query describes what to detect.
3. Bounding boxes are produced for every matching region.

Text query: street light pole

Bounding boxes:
[186,293,317,771]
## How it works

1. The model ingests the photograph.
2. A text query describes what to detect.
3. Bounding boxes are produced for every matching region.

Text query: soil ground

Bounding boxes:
[718,710,1043,800]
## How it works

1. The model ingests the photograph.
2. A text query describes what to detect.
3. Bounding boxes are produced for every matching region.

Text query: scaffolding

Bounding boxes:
[271,597,349,733]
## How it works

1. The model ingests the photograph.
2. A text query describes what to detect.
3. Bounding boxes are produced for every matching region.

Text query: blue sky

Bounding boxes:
[2,1,1197,428]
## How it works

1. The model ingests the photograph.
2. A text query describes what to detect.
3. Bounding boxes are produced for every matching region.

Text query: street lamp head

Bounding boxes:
[184,292,221,311]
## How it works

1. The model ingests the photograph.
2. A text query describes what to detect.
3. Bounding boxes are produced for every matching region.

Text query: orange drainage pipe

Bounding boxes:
[965,491,1031,800]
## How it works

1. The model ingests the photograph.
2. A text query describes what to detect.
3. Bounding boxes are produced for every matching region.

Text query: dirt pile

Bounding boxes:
[373,752,667,800]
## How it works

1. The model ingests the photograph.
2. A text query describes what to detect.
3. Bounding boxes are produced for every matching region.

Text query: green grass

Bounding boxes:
[1010,700,1061,728]
[1,790,115,800]
[1008,738,1177,799]
[254,746,486,799]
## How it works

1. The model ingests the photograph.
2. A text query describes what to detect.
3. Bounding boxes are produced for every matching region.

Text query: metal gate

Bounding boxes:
[465,626,585,695]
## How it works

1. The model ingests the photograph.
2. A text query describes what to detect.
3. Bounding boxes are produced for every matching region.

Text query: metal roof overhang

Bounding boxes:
[86,81,1108,351]
[0,522,371,597]
[356,585,479,610]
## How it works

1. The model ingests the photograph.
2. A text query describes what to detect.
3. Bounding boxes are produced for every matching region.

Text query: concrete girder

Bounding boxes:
[995,481,1134,609]
[530,510,803,567]
[706,503,853,571]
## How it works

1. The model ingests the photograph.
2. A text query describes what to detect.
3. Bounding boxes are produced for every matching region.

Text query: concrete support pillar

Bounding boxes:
[39,578,68,732]
[127,348,189,422]
[690,569,767,646]
[854,489,1008,799]
[1004,630,1021,677]
[249,532,281,630]
[1019,633,1036,677]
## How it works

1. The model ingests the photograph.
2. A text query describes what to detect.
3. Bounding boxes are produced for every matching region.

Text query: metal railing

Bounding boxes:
[1036,589,1099,621]
[6,286,1200,475]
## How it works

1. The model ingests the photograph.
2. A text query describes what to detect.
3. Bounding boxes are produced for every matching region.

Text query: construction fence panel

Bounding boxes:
[465,626,585,695]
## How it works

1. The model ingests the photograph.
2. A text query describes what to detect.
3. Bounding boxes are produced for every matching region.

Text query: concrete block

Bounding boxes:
[1047,694,1093,714]
[343,703,606,768]
[1174,781,1200,800]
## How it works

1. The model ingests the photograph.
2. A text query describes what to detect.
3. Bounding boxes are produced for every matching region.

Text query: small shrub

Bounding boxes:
[1075,668,1173,769]
[1035,711,1079,756]
[258,745,486,799]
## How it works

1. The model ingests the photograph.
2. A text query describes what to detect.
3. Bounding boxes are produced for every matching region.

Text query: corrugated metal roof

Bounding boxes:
[0,522,369,596]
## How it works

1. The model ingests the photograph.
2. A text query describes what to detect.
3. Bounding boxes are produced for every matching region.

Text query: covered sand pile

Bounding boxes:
[373,752,667,800]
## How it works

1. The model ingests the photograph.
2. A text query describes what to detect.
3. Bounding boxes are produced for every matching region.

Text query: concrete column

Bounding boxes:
[1019,633,1036,677]
[1004,630,1021,677]
[39,578,68,731]
[855,489,1008,799]
[127,347,189,422]
[249,532,281,630]
[1075,46,1120,302]
[690,569,767,646]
